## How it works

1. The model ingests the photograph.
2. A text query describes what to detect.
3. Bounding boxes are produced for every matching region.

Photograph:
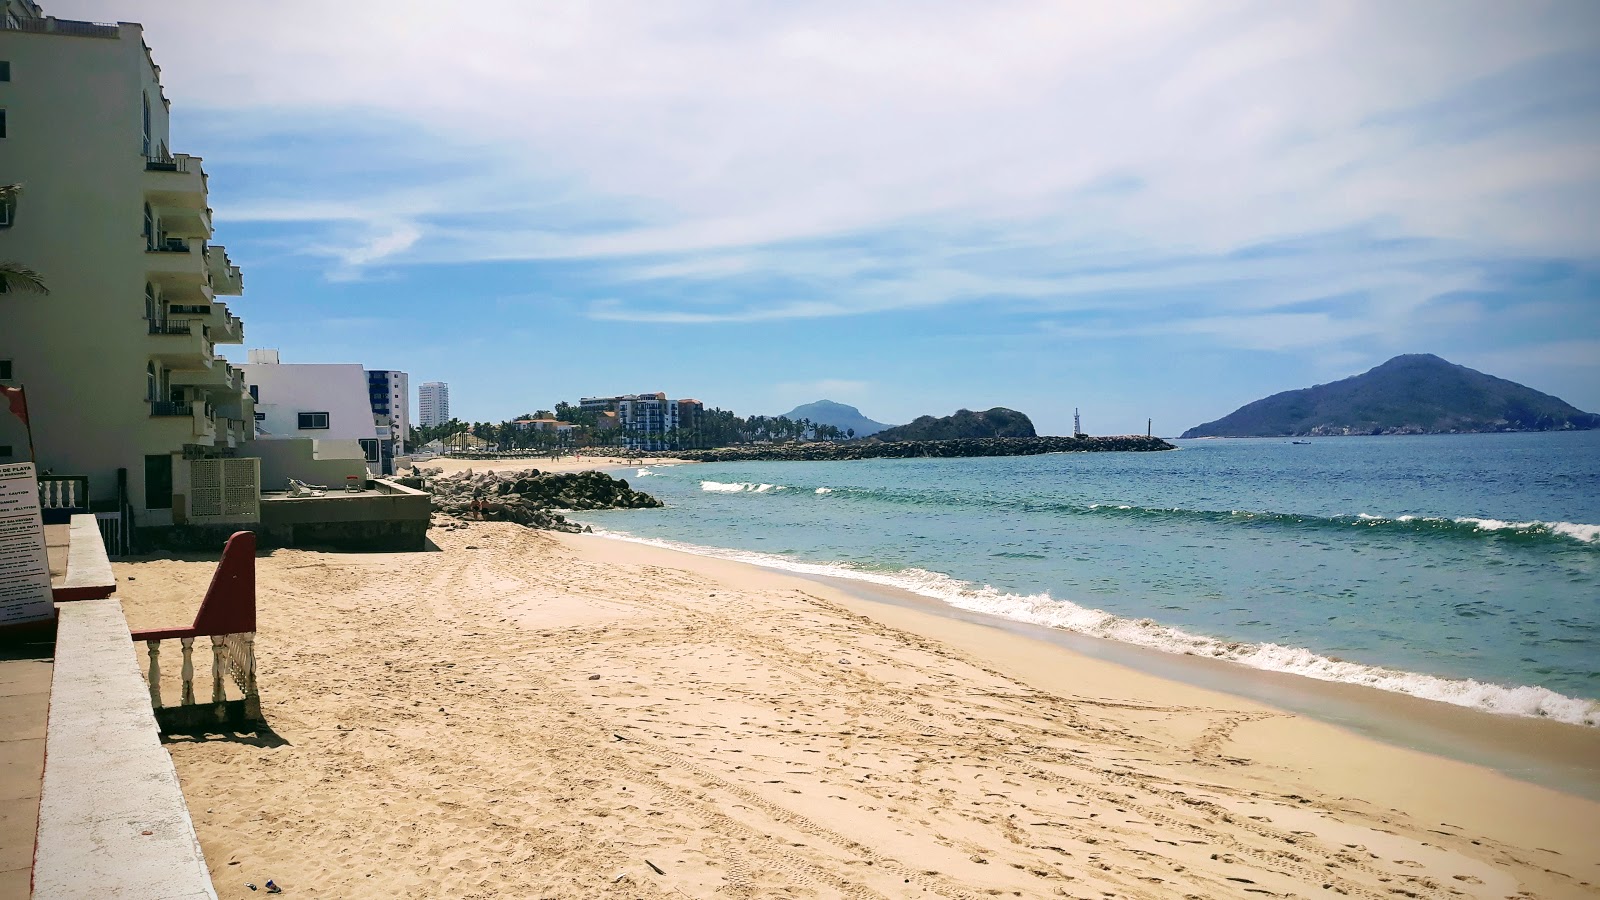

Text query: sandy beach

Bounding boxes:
[416,455,691,476]
[114,522,1600,899]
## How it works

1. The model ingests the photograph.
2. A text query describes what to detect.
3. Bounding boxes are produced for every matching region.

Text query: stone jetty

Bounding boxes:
[677,435,1174,463]
[411,468,663,532]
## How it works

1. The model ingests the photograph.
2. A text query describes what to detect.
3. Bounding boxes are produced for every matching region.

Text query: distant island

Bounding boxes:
[778,400,891,437]
[679,406,1171,461]
[1182,354,1600,438]
[873,407,1036,441]
[676,434,1173,462]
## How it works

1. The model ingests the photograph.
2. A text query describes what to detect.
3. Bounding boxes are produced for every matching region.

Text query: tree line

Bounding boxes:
[408,406,858,453]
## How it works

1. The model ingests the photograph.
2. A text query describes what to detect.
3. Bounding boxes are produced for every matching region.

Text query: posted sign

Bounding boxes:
[0,462,55,627]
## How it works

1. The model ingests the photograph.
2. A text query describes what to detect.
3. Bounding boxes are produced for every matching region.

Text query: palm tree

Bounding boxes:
[0,184,48,295]
[0,262,49,295]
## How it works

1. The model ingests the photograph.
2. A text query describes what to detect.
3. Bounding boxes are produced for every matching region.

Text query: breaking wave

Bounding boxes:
[683,478,1597,549]
[586,529,1600,727]
[700,480,786,494]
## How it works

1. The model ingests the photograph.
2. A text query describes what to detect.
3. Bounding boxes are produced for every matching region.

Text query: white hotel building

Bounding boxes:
[418,381,450,428]
[0,2,258,525]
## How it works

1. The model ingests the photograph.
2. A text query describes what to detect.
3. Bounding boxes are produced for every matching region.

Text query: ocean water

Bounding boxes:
[572,432,1600,726]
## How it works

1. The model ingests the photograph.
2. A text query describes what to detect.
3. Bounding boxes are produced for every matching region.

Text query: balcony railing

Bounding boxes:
[38,475,90,525]
[148,319,194,335]
[145,154,193,173]
[0,16,119,38]
[148,237,192,253]
[151,401,194,417]
[168,304,212,315]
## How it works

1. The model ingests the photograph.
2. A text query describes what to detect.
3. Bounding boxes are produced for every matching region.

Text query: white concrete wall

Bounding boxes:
[241,361,381,443]
[253,438,368,493]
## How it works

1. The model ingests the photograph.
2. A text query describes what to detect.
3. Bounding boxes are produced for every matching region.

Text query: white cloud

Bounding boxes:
[55,0,1600,324]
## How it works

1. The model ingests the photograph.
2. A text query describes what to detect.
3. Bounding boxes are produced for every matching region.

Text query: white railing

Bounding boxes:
[38,475,88,511]
[142,632,259,722]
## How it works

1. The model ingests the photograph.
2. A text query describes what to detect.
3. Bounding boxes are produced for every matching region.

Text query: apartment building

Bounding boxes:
[366,368,409,468]
[418,381,450,427]
[0,2,258,526]
[579,392,701,450]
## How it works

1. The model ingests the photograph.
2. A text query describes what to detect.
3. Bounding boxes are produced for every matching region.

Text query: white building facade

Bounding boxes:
[366,368,408,471]
[0,2,257,526]
[240,350,381,488]
[418,381,450,427]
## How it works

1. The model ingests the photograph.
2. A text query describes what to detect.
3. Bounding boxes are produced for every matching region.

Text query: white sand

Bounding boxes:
[115,521,1600,899]
[416,455,691,475]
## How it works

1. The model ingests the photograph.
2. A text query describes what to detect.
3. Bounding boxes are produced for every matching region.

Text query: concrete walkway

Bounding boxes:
[0,640,52,900]
[31,599,215,899]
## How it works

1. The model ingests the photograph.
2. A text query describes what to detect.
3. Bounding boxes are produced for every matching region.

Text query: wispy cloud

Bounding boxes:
[55,0,1600,421]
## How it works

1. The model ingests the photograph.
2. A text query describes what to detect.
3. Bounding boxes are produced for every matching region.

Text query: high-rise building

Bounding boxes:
[0,2,258,526]
[418,381,450,428]
[366,369,409,463]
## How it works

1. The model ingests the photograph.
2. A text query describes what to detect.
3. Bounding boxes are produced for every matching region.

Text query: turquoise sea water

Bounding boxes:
[573,432,1600,726]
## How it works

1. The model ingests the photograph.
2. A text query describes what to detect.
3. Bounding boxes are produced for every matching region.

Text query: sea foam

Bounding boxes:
[700,481,785,493]
[588,529,1600,727]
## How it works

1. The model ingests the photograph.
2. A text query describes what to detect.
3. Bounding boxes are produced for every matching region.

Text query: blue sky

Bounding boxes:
[64,0,1600,434]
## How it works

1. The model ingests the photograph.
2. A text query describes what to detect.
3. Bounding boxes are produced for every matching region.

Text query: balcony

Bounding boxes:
[0,16,120,38]
[147,319,211,367]
[206,245,243,296]
[168,363,236,395]
[166,301,244,345]
[149,400,216,441]
[143,153,208,211]
[154,202,211,240]
[145,237,206,290]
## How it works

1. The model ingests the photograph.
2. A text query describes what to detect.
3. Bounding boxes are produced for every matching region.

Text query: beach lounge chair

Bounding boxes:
[287,478,327,497]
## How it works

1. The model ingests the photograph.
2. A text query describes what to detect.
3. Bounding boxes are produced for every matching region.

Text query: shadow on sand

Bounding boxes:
[161,723,291,749]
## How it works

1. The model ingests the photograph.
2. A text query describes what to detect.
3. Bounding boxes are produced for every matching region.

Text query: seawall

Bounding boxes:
[678,434,1175,462]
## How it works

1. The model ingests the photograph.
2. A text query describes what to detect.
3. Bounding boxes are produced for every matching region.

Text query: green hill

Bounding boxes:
[778,400,891,437]
[1182,354,1600,438]
[873,407,1036,441]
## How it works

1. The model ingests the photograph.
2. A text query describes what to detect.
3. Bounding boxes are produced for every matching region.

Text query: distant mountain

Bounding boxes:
[1182,354,1600,438]
[778,400,891,437]
[874,407,1036,441]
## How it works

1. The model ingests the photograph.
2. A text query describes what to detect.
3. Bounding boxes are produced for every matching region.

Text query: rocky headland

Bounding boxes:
[872,407,1036,441]
[677,434,1174,462]
[1183,354,1600,438]
[408,467,663,532]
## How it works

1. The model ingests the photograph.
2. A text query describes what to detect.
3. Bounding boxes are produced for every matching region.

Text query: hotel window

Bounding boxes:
[298,411,330,430]
[0,62,9,81]
[0,110,7,139]
[0,360,10,380]
[0,446,12,459]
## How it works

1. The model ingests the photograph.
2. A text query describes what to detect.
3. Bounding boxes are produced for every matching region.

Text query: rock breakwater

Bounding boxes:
[677,435,1174,462]
[413,468,663,532]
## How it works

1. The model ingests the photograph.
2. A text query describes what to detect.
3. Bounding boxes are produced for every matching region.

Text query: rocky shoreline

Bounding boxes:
[677,435,1175,462]
[409,468,663,532]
